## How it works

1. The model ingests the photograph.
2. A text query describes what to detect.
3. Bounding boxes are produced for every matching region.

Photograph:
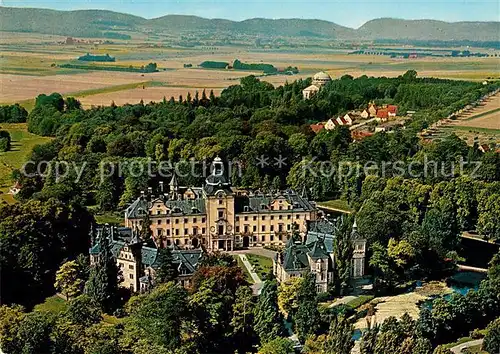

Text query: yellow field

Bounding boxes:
[1,32,499,108]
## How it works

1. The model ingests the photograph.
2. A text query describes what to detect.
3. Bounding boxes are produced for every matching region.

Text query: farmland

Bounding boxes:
[428,91,500,145]
[1,31,499,109]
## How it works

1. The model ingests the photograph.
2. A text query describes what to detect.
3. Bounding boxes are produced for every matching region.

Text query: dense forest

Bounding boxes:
[0,71,499,353]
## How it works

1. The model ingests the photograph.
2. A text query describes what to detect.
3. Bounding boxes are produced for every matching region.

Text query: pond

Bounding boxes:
[422,271,486,308]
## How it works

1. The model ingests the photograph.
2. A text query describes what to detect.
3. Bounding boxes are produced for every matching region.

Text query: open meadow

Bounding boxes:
[1,31,499,109]
[0,123,52,203]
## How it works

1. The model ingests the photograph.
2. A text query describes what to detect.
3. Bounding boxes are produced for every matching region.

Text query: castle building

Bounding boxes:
[273,218,366,293]
[124,157,318,252]
[89,225,203,293]
[302,71,332,99]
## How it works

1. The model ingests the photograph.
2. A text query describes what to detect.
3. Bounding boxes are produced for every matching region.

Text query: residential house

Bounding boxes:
[376,109,389,122]
[302,84,320,99]
[368,103,378,117]
[361,110,370,119]
[387,105,398,117]
[310,122,325,134]
[324,118,337,130]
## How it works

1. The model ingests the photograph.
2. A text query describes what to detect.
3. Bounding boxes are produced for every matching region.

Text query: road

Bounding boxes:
[450,339,483,354]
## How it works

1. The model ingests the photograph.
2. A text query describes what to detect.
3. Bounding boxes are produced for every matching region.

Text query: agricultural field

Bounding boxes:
[1,31,499,109]
[434,92,500,145]
[0,123,52,204]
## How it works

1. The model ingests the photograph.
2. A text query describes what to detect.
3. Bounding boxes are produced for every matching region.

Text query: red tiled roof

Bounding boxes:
[377,109,389,118]
[387,105,398,114]
[310,123,325,133]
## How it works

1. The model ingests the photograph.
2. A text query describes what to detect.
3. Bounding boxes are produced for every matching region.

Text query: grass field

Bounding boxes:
[246,254,273,280]
[317,199,353,213]
[0,123,52,203]
[33,295,68,314]
[235,255,254,284]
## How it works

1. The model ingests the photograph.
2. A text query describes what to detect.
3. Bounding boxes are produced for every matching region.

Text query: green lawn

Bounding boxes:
[234,255,254,284]
[346,295,375,309]
[33,295,67,314]
[246,254,273,280]
[93,211,125,225]
[0,123,52,203]
[317,199,353,213]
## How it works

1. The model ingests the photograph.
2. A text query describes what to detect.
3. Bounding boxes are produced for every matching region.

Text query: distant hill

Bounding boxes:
[0,7,498,42]
[357,18,500,41]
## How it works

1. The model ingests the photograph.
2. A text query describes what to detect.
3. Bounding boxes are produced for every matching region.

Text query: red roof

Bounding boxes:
[351,131,374,140]
[377,109,389,118]
[387,105,398,114]
[310,123,325,134]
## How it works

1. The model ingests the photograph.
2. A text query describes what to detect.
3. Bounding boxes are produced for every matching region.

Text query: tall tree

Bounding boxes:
[360,326,378,354]
[254,280,286,344]
[231,286,257,354]
[322,314,354,354]
[333,217,354,295]
[84,226,120,313]
[55,260,86,300]
[295,272,320,342]
[483,317,500,354]
[155,247,178,284]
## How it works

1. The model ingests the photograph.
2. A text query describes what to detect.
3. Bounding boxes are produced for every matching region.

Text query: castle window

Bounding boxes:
[202,228,206,234]
[253,225,257,232]
[129,264,134,270]
[202,217,206,223]
[218,199,223,205]
[129,274,134,279]
[271,216,274,220]
[279,206,283,210]
[279,215,283,220]
[287,215,291,220]
[167,219,170,224]
[193,228,197,235]
[193,218,197,223]
[218,210,224,218]
[287,224,291,231]
[175,229,179,236]
[175,239,179,245]
[236,226,240,233]
[184,218,188,223]
[270,235,274,241]
[253,216,257,221]
[157,220,162,225]
[244,216,248,221]
[119,263,124,268]
[262,225,266,232]
[157,229,162,236]
[235,216,239,221]
[166,230,170,236]
[296,215,300,219]
[184,228,188,235]
[262,216,265,220]
[157,210,161,215]
[271,225,274,232]
[262,235,266,242]
[175,219,179,224]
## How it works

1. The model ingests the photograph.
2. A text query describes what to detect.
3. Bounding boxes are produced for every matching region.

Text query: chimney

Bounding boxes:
[159,181,164,193]
[147,187,153,195]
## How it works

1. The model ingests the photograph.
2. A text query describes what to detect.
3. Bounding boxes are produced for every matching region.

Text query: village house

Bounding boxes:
[368,103,378,117]
[376,108,389,122]
[124,157,318,252]
[310,122,325,134]
[324,118,337,130]
[361,109,370,119]
[273,218,366,293]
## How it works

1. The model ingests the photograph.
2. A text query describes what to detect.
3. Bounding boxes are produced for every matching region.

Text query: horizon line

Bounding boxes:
[1,5,499,30]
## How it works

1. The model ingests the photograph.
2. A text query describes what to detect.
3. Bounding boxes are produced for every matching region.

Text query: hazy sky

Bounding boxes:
[2,0,499,28]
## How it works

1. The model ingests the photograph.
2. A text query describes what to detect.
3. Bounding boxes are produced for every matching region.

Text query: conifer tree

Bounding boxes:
[295,272,320,342]
[254,280,285,344]
[84,226,120,313]
[156,247,178,284]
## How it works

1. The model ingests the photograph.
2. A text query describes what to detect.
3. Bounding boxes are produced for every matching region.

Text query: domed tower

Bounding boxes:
[312,71,332,87]
[204,157,235,251]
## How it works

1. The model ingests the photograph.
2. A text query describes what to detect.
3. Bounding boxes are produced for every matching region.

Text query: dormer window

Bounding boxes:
[243,206,249,212]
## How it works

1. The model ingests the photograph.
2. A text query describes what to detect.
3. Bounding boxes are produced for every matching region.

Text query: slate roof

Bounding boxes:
[126,195,206,218]
[90,224,202,275]
[235,190,315,213]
